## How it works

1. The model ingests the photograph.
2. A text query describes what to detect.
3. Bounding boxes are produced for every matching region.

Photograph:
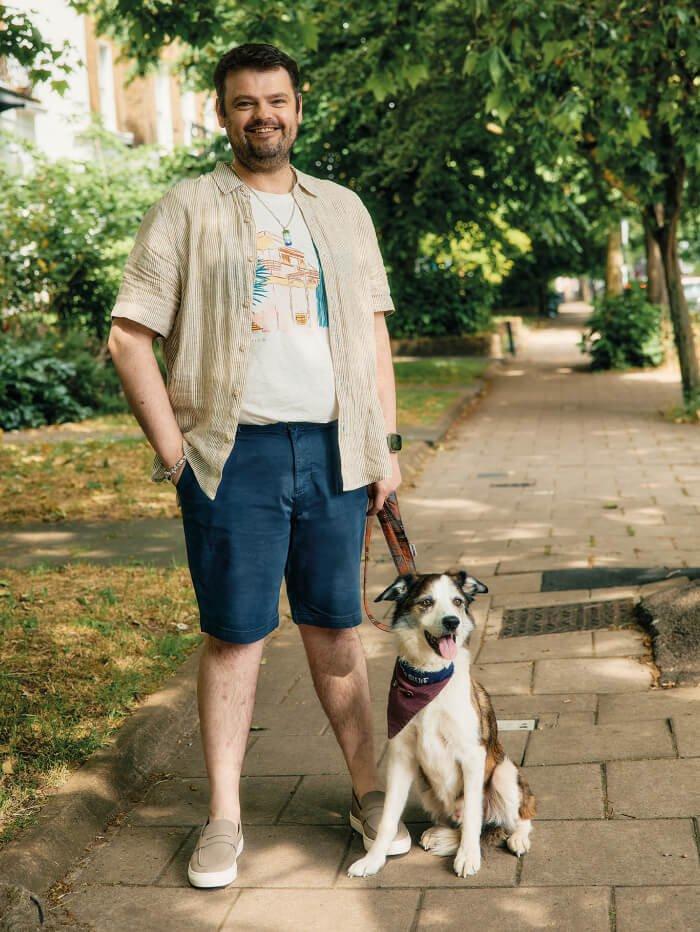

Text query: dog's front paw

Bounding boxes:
[347,854,386,878]
[506,825,532,857]
[453,846,481,877]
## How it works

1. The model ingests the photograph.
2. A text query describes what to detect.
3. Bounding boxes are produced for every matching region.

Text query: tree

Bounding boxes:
[0,3,75,95]
[464,0,700,403]
[76,0,605,319]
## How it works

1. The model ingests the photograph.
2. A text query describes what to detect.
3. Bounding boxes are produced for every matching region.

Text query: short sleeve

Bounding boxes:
[110,195,181,339]
[356,198,395,316]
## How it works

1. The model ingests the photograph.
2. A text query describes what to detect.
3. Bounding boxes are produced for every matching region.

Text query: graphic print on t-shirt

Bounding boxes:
[251,229,329,337]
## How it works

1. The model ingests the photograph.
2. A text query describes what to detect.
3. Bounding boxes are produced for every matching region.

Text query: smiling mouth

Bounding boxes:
[425,630,458,660]
[247,127,280,136]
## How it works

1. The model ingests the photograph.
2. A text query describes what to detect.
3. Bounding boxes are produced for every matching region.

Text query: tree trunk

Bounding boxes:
[645,185,700,404]
[605,226,624,296]
[643,206,669,310]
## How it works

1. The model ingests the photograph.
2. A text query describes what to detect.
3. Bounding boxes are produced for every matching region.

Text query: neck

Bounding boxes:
[231,158,294,194]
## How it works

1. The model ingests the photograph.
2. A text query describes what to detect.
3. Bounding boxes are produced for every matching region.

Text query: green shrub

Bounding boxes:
[579,284,664,370]
[0,326,127,430]
[390,266,494,338]
[0,125,227,343]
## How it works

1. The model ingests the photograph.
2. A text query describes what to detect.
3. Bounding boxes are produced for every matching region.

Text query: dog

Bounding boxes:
[348,569,535,879]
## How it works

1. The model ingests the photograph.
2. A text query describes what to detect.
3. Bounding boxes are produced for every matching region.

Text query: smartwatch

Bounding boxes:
[387,432,402,452]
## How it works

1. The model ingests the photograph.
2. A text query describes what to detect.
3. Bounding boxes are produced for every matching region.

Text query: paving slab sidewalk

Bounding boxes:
[11,304,700,930]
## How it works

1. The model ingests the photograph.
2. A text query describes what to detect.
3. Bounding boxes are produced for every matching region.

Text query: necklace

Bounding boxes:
[232,165,296,246]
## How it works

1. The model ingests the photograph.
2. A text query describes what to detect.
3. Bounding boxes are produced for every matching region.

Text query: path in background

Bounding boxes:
[49,304,700,929]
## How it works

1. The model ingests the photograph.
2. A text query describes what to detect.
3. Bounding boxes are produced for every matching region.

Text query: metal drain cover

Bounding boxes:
[500,598,636,639]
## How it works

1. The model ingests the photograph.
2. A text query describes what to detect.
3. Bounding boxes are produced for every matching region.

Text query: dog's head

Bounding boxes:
[374,569,488,669]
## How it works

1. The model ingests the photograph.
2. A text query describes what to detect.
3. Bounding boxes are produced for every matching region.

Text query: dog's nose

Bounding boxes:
[442,616,460,632]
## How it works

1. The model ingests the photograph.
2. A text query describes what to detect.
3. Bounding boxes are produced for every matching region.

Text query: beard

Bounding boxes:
[227,121,298,173]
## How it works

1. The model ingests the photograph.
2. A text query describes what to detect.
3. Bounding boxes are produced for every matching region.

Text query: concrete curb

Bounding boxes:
[0,646,202,897]
[0,359,502,900]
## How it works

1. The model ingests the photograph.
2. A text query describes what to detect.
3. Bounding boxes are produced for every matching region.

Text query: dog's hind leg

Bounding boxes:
[420,825,460,856]
[486,757,535,856]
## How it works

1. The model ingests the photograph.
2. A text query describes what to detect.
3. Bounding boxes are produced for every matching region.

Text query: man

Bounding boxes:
[107,42,410,888]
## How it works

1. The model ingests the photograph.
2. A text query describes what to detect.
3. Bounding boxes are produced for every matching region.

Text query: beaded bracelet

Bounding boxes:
[164,453,186,482]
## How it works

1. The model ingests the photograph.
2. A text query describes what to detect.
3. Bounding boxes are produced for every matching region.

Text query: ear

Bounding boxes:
[374,573,415,603]
[451,570,489,596]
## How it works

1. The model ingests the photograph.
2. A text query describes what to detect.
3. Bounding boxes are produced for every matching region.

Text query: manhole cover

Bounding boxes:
[500,599,636,638]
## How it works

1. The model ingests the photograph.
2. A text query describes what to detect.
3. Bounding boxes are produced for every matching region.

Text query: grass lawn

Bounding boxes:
[0,563,201,845]
[0,357,487,524]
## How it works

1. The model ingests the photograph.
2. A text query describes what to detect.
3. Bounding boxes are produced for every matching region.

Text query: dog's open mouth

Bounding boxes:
[425,630,458,660]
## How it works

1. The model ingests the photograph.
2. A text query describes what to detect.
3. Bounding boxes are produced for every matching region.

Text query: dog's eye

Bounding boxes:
[420,598,433,608]
[453,597,464,607]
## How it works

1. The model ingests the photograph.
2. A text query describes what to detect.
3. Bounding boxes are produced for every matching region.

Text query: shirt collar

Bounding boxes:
[211,160,320,197]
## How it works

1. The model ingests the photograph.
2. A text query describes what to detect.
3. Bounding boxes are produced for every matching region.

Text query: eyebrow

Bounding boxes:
[231,92,291,104]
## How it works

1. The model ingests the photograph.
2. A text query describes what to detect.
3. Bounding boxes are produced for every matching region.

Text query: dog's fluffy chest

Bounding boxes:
[406,659,481,790]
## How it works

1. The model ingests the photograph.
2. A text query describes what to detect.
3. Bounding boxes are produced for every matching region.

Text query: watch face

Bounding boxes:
[388,433,402,451]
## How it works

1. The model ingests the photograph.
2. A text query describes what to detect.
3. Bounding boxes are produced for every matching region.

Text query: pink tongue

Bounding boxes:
[438,636,458,660]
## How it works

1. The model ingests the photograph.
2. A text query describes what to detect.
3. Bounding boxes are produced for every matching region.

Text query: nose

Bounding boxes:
[442,616,460,632]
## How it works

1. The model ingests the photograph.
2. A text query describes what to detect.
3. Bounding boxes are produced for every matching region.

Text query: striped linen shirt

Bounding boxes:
[110,160,396,500]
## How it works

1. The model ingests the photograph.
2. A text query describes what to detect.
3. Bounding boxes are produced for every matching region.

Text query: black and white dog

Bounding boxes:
[348,570,535,879]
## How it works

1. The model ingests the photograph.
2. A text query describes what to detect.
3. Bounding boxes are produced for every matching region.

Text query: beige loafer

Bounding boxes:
[187,817,244,888]
[349,789,411,855]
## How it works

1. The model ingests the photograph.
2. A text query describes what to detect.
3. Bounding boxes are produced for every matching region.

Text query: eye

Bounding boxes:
[420,598,433,608]
[453,597,464,607]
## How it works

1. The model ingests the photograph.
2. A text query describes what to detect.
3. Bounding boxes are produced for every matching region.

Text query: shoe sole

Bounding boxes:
[349,812,412,856]
[188,835,244,888]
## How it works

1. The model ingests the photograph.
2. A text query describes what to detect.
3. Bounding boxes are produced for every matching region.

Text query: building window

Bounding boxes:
[97,42,117,131]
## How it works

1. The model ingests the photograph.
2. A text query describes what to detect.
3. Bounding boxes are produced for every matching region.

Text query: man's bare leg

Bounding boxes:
[197,634,265,824]
[298,625,378,798]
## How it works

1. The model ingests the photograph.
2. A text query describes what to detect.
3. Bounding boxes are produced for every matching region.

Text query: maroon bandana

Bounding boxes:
[387,657,455,739]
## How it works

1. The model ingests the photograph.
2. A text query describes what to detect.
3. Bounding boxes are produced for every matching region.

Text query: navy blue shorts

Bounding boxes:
[177,419,370,644]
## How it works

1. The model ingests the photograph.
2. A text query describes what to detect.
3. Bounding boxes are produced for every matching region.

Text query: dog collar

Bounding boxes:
[387,657,455,739]
[397,657,454,686]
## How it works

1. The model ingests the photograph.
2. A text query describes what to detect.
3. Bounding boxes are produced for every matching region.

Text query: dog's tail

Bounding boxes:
[420,825,460,857]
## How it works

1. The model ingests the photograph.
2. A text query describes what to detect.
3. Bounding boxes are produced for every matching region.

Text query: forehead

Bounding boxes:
[223,67,295,100]
[411,574,460,601]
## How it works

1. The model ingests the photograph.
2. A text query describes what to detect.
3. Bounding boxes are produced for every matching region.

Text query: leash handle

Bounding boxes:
[362,491,417,632]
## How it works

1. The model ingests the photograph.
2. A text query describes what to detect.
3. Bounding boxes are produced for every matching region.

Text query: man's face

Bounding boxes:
[216,67,302,172]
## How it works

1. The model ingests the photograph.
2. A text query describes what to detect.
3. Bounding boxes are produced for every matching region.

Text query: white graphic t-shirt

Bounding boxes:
[238,189,339,425]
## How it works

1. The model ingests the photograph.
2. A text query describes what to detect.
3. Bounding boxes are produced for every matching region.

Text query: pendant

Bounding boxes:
[282,228,292,246]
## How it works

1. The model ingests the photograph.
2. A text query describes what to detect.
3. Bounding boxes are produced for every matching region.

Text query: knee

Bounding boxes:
[204,632,264,657]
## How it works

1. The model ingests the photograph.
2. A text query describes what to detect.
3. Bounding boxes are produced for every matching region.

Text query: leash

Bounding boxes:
[362,491,417,632]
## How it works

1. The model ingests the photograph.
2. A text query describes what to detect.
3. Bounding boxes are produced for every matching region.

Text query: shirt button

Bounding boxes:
[238,345,245,352]
[247,255,254,263]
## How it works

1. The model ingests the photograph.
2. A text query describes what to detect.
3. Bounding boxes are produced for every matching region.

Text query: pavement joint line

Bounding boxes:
[216,889,243,932]
[331,830,355,887]
[274,775,304,825]
[514,851,525,886]
[408,889,425,932]
[608,886,617,932]
[667,717,680,757]
[692,817,700,868]
[600,763,612,819]
[153,825,195,886]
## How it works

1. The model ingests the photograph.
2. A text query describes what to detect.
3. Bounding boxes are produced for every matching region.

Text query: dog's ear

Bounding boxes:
[374,573,415,603]
[450,569,489,596]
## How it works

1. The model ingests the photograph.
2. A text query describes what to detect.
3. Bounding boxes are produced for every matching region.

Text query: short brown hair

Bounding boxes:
[214,43,301,115]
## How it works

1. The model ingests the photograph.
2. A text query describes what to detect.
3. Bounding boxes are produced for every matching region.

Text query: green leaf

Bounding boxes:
[462,51,480,76]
